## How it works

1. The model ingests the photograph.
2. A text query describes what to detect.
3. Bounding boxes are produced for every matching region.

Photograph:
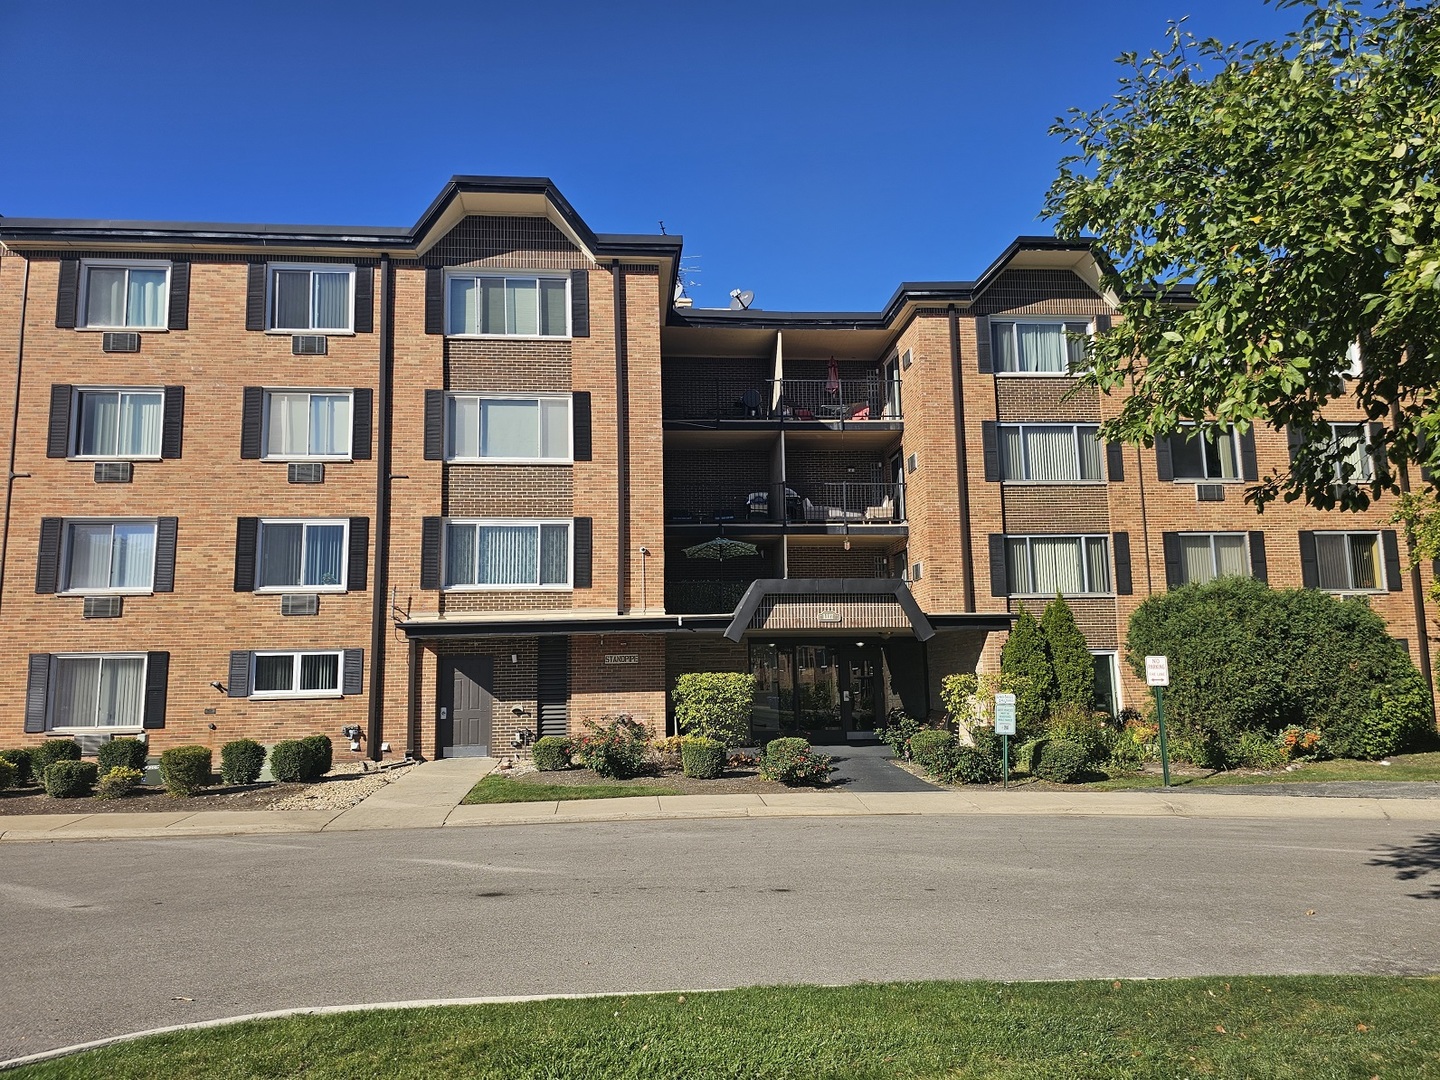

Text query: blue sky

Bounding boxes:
[1,1,1298,311]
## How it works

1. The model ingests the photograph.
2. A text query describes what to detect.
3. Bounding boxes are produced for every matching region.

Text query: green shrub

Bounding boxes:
[95,766,144,799]
[876,710,925,761]
[300,735,334,778]
[1107,735,1146,774]
[1041,596,1095,711]
[681,736,727,779]
[673,672,756,747]
[1044,702,1111,764]
[938,674,979,725]
[159,745,213,797]
[1014,737,1047,775]
[1034,739,1089,784]
[269,740,309,783]
[942,744,1002,785]
[220,739,266,785]
[0,748,34,787]
[97,737,148,773]
[44,760,98,798]
[0,757,14,792]
[531,736,574,771]
[1234,730,1287,770]
[759,738,835,784]
[1329,662,1436,761]
[1001,605,1055,730]
[574,715,652,779]
[1168,729,1225,769]
[30,739,82,774]
[908,729,955,771]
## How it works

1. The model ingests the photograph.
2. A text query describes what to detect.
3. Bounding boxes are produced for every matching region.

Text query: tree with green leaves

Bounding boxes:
[1044,0,1440,516]
[1041,596,1095,711]
[1001,604,1055,729]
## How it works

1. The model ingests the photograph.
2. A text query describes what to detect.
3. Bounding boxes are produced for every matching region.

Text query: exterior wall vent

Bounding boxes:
[102,332,140,353]
[288,462,325,484]
[906,453,919,474]
[900,348,913,370]
[292,335,328,356]
[94,462,133,484]
[911,561,923,581]
[281,593,319,616]
[83,595,124,619]
[1196,484,1226,502]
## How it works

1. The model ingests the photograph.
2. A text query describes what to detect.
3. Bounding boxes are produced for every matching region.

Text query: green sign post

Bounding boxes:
[994,693,1017,790]
[1145,655,1171,788]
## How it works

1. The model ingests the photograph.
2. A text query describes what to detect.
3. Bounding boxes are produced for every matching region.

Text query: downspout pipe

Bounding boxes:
[948,305,975,612]
[366,255,394,760]
[611,260,630,616]
[0,256,31,615]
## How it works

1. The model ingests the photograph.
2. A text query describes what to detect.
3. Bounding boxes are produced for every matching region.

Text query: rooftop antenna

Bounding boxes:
[729,289,754,311]
[658,220,667,235]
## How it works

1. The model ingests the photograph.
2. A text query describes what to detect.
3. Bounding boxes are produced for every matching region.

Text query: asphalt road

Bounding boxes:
[2,815,1437,1059]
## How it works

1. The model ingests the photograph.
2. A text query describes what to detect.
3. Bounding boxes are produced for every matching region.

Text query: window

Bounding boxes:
[269,265,354,333]
[1178,533,1250,585]
[447,273,569,337]
[445,395,571,461]
[999,424,1103,481]
[992,319,1089,374]
[50,654,146,729]
[443,520,571,588]
[73,390,163,458]
[263,391,353,459]
[1328,423,1374,483]
[1167,425,1241,480]
[251,651,342,698]
[1005,535,1111,595]
[80,261,169,329]
[256,520,348,591]
[1092,651,1122,717]
[62,520,156,593]
[1315,532,1383,591]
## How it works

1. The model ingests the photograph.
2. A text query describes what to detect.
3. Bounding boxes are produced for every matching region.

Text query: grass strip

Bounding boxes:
[10,976,1440,1079]
[1085,750,1440,790]
[461,774,681,804]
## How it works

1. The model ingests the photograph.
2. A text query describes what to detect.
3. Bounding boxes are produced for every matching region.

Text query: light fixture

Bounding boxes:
[855,641,865,647]
[209,681,227,694]
[511,653,518,664]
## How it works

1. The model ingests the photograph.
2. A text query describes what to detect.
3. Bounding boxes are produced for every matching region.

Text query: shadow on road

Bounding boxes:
[1370,832,1440,900]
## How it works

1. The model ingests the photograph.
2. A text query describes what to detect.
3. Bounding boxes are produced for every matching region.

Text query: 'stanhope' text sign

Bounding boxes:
[604,654,640,665]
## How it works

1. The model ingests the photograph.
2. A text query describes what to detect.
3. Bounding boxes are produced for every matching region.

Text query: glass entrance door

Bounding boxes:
[842,651,877,732]
[746,642,884,740]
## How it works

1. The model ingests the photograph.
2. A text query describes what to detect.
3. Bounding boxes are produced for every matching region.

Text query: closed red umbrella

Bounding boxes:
[826,356,840,397]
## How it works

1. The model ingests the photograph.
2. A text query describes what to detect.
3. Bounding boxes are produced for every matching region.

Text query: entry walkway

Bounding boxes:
[324,756,497,831]
[817,743,940,792]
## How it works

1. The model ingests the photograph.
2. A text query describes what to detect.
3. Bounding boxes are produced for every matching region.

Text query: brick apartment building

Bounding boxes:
[0,176,1430,762]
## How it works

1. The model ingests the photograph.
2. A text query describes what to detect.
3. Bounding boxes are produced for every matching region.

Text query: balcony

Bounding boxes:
[661,376,902,426]
[666,481,906,529]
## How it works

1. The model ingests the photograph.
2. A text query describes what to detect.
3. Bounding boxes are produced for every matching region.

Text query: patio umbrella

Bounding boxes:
[826,356,840,397]
[684,537,760,560]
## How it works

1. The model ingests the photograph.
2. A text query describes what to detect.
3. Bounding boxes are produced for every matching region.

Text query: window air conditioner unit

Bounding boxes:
[94,462,133,484]
[102,332,140,353]
[83,596,123,619]
[281,593,319,616]
[288,462,325,484]
[1196,484,1226,502]
[292,335,328,356]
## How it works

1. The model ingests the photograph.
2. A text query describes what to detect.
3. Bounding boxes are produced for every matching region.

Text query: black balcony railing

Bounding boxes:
[667,481,906,526]
[666,579,753,614]
[663,376,902,423]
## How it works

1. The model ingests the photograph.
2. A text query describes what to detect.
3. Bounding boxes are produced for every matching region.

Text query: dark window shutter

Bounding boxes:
[143,651,170,729]
[245,263,267,331]
[1382,529,1403,592]
[161,386,185,459]
[1155,436,1174,481]
[981,421,1000,481]
[424,389,445,460]
[537,638,570,738]
[228,651,251,698]
[1112,532,1133,595]
[1106,441,1125,481]
[424,267,444,334]
[975,316,992,374]
[352,388,373,460]
[1286,424,1306,463]
[347,517,369,592]
[1093,313,1112,333]
[24,654,51,733]
[988,534,1007,597]
[168,260,190,330]
[154,517,178,592]
[1248,531,1268,583]
[420,517,442,589]
[234,517,259,591]
[353,266,374,333]
[573,517,593,588]
[570,269,590,337]
[55,260,79,328]
[1239,428,1259,481]
[342,648,364,696]
[240,387,264,459]
[572,391,592,461]
[1367,422,1386,481]
[35,518,62,594]
[1298,531,1319,588]
[1162,532,1183,589]
[47,384,72,458]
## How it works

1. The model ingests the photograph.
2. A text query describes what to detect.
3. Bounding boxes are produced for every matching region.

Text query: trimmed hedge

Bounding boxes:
[30,739,82,774]
[0,748,34,787]
[759,738,835,785]
[681,737,726,779]
[0,757,14,792]
[98,737,148,773]
[44,760,98,798]
[220,739,267,785]
[96,766,144,799]
[301,735,333,778]
[160,745,213,797]
[673,672,756,748]
[269,740,308,783]
[909,729,955,772]
[1035,739,1089,784]
[531,736,573,771]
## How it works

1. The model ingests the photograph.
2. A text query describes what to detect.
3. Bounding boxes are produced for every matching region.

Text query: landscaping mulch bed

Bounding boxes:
[502,763,796,797]
[0,782,299,815]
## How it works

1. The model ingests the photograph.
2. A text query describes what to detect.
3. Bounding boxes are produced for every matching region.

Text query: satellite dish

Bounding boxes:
[729,289,755,310]
[674,282,686,301]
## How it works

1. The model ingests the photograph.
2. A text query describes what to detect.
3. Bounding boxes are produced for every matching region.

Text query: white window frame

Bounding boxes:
[1167,423,1243,482]
[444,393,574,464]
[70,387,165,460]
[441,518,574,591]
[266,263,356,335]
[58,518,158,596]
[1090,650,1123,715]
[991,317,1093,377]
[255,518,350,593]
[1313,530,1386,593]
[442,269,571,339]
[1327,422,1374,483]
[997,423,1105,483]
[261,389,355,461]
[1005,534,1113,598]
[47,652,148,733]
[76,259,171,331]
[248,650,345,700]
[1176,531,1252,586]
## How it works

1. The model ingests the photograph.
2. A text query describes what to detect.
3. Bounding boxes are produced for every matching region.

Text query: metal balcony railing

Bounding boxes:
[666,579,753,614]
[662,376,902,423]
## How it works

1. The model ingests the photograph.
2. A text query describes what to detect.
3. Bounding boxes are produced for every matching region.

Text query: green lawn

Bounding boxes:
[1083,750,1440,791]
[11,977,1440,1079]
[461,774,681,804]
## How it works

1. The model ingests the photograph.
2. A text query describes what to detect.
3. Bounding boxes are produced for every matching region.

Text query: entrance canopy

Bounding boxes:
[724,578,937,642]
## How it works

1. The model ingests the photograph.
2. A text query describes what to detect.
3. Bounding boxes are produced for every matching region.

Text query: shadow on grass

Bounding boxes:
[1369,832,1440,900]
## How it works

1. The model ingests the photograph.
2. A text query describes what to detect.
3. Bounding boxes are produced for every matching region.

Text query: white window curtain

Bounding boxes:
[110,523,155,588]
[66,524,114,590]
[66,522,154,591]
[311,272,350,330]
[78,392,162,457]
[127,270,166,327]
[1214,535,1249,578]
[1084,536,1111,592]
[1030,537,1084,593]
[1209,431,1239,478]
[52,656,143,727]
[449,276,478,335]
[85,268,126,327]
[53,657,101,727]
[267,393,311,457]
[308,394,350,456]
[482,399,540,457]
[448,396,482,459]
[303,525,346,587]
[1017,324,1068,373]
[479,525,538,585]
[99,658,146,726]
[1180,535,1217,584]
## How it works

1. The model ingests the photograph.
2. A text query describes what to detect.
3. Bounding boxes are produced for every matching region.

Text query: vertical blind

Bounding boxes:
[273,269,351,331]
[266,392,351,456]
[992,322,1086,373]
[1330,425,1373,481]
[258,523,346,588]
[445,523,570,586]
[66,522,155,590]
[999,425,1102,480]
[1180,534,1249,584]
[1315,533,1379,590]
[52,656,145,727]
[447,275,569,336]
[77,391,163,456]
[85,267,166,327]
[1006,536,1110,594]
[1171,428,1239,479]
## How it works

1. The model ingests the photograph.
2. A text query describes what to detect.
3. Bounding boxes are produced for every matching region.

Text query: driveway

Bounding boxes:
[815,742,939,792]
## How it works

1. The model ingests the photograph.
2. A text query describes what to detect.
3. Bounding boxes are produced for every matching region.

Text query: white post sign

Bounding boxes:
[1145,655,1170,687]
[993,692,1017,736]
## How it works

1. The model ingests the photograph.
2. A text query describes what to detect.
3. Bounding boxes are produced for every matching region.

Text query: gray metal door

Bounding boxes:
[440,656,492,758]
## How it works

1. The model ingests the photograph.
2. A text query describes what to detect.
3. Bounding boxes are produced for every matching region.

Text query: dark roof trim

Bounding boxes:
[398,614,730,639]
[929,613,1015,632]
[724,578,936,643]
